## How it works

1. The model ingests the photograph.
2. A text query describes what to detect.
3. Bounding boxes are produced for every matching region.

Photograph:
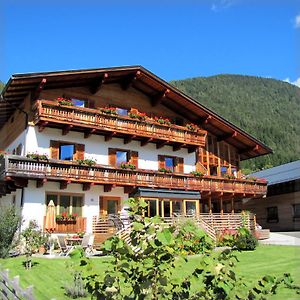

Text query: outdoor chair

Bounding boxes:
[81,234,96,256]
[57,235,74,256]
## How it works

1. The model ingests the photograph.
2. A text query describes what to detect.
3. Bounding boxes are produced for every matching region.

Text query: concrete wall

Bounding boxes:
[25,125,196,173]
[242,191,300,231]
[21,180,128,233]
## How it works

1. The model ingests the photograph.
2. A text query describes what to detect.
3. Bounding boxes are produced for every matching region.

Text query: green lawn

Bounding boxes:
[1,245,299,299]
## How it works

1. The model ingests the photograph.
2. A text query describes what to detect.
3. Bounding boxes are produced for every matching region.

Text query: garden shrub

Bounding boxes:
[235,227,258,251]
[216,228,238,247]
[77,198,299,299]
[175,219,213,254]
[0,205,22,258]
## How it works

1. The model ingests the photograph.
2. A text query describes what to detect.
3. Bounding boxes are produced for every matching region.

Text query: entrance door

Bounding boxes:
[183,200,199,216]
[99,196,121,216]
[144,199,159,217]
[161,200,171,218]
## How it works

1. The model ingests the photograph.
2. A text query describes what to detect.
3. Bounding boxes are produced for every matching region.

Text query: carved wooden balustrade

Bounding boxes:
[1,155,267,196]
[33,100,207,147]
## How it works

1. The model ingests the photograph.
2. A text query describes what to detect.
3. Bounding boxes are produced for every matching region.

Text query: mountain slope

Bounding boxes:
[171,75,300,171]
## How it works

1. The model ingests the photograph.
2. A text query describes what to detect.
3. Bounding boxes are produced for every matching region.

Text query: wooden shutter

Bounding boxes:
[158,155,165,169]
[108,148,117,166]
[130,151,138,168]
[75,144,85,160]
[50,140,59,159]
[176,157,184,173]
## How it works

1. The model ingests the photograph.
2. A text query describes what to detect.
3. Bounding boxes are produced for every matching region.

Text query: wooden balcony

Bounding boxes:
[33,100,207,149]
[43,216,86,233]
[1,155,267,197]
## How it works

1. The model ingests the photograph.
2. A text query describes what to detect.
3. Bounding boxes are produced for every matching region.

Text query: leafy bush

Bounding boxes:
[235,227,258,251]
[78,198,299,299]
[64,271,87,299]
[217,227,258,250]
[216,228,238,247]
[0,206,22,258]
[175,219,213,255]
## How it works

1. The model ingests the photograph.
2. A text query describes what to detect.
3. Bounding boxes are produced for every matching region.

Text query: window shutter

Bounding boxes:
[130,151,138,168]
[108,148,117,166]
[158,155,164,169]
[176,157,184,173]
[75,144,85,160]
[50,140,60,159]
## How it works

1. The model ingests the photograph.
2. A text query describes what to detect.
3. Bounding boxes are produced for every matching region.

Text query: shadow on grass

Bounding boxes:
[22,260,40,269]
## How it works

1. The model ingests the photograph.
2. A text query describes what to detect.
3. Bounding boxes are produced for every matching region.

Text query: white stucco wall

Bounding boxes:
[6,130,27,155]
[25,126,196,173]
[21,180,127,233]
[0,189,22,208]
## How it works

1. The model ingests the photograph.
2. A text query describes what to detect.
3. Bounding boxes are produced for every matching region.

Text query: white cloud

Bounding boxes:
[211,0,235,12]
[283,77,300,87]
[295,14,300,28]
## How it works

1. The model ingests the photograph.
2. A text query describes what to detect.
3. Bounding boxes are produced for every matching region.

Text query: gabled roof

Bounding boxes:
[0,65,272,160]
[250,160,300,185]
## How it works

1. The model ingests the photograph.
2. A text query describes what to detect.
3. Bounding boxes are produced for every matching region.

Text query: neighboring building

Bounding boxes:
[242,160,300,231]
[0,66,271,234]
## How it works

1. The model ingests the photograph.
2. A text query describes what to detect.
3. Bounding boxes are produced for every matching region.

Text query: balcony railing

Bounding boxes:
[1,155,267,196]
[33,100,207,147]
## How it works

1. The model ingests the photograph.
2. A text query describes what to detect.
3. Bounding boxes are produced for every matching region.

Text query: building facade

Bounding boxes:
[0,66,271,234]
[242,160,300,231]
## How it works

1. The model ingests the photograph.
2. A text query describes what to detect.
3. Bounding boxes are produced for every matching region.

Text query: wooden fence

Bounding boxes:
[0,269,35,300]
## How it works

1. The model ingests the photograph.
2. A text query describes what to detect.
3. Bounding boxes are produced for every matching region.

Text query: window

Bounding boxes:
[267,206,279,223]
[158,155,184,173]
[108,148,138,168]
[165,157,175,172]
[46,194,83,216]
[50,141,84,161]
[71,98,87,107]
[116,151,129,166]
[221,166,228,176]
[293,204,300,219]
[59,144,75,160]
[116,108,128,116]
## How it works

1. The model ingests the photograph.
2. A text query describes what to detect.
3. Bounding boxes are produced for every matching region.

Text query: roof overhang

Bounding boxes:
[130,188,201,199]
[0,65,272,160]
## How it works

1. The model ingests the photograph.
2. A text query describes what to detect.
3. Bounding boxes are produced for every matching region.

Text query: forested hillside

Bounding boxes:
[171,75,300,171]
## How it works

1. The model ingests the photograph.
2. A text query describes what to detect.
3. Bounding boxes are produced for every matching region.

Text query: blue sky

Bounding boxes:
[1,0,299,85]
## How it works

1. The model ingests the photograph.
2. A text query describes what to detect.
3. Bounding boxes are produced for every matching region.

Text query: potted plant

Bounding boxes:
[185,123,199,132]
[26,152,49,161]
[128,109,147,121]
[190,171,204,177]
[154,116,172,126]
[99,106,117,115]
[56,97,73,106]
[158,167,172,173]
[120,163,136,170]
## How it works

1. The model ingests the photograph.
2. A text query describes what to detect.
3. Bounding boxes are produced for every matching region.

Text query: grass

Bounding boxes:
[0,245,299,299]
